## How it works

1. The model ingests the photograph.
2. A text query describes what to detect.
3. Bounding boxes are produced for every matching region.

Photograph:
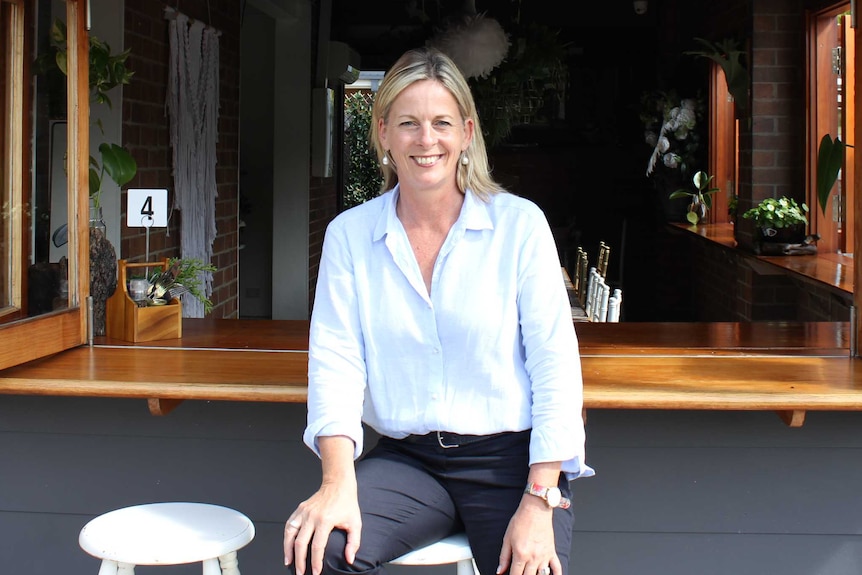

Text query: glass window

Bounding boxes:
[807,4,855,254]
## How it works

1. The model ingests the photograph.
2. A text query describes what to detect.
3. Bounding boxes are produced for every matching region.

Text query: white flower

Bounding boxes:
[645,130,657,147]
[657,136,670,153]
[662,153,680,169]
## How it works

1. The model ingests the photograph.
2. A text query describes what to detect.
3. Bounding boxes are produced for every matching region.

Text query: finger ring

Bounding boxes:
[540,567,551,575]
[288,519,301,529]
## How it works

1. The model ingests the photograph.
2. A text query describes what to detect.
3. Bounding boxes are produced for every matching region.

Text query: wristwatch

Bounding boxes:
[524,482,571,509]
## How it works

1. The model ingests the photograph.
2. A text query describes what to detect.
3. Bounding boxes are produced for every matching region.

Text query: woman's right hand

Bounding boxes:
[284,436,362,575]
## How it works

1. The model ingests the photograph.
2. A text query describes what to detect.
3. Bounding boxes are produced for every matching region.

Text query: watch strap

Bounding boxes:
[524,482,571,509]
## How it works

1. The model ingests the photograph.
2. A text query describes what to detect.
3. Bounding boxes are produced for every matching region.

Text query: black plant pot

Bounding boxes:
[759,224,806,244]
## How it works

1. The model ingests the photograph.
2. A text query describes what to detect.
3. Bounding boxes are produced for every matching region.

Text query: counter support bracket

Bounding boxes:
[148,398,184,416]
[776,409,806,427]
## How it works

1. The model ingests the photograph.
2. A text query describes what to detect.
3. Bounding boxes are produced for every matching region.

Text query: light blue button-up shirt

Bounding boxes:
[304,186,591,479]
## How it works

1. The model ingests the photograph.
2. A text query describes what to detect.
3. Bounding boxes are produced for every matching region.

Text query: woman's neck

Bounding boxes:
[396,185,464,232]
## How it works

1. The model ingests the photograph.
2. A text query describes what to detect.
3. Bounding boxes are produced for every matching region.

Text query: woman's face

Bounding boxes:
[378,79,474,195]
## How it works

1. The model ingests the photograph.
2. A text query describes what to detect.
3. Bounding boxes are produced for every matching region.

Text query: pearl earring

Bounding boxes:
[460,153,469,166]
[381,155,389,166]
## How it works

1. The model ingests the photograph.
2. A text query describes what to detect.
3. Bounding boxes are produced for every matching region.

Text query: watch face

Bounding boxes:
[546,486,562,508]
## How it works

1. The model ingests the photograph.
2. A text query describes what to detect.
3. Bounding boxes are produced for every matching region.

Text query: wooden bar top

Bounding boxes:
[670,222,854,294]
[1,320,862,423]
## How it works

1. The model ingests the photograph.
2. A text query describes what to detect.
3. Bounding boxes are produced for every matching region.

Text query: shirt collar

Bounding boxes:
[372,185,494,242]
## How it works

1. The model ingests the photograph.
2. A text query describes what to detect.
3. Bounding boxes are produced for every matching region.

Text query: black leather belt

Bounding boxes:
[402,431,512,449]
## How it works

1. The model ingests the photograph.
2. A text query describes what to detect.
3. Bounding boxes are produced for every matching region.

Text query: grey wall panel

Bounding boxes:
[571,532,862,575]
[2,396,862,575]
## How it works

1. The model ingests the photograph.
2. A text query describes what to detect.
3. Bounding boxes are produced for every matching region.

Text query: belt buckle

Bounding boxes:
[436,431,459,449]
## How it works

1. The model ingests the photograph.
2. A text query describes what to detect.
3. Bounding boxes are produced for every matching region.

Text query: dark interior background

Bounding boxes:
[329,0,704,320]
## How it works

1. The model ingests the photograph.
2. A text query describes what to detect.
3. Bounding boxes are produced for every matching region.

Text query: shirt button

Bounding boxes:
[431,393,439,400]
[432,347,440,354]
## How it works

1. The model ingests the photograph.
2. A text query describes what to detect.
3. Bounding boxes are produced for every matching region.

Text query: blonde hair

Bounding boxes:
[370,47,505,200]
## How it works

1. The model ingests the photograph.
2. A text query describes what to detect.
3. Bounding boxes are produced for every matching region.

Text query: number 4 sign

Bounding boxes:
[127,189,168,228]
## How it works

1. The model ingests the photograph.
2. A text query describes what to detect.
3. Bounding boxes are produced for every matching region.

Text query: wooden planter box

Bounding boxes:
[106,260,182,342]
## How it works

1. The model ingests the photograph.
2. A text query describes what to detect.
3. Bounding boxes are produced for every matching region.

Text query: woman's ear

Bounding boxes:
[463,117,475,150]
[378,117,388,150]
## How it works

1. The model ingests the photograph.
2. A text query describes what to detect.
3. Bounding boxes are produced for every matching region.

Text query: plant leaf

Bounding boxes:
[669,190,693,200]
[816,134,845,216]
[98,143,137,188]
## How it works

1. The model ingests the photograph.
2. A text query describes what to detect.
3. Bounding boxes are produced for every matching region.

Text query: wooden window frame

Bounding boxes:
[708,62,738,224]
[0,0,88,370]
[806,5,855,254]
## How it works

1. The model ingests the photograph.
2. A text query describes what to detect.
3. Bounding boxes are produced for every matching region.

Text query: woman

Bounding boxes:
[284,47,591,575]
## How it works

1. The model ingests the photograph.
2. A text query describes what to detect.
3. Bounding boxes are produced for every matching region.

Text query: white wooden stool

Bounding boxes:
[78,502,255,575]
[389,533,477,575]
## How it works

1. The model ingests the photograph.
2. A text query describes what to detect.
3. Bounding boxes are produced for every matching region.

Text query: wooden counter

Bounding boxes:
[671,222,854,294]
[1,319,861,426]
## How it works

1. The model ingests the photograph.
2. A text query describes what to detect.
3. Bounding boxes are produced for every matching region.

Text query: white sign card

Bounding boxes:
[127,188,168,228]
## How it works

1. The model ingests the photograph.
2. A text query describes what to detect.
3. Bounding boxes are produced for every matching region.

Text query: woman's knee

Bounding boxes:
[309,529,381,575]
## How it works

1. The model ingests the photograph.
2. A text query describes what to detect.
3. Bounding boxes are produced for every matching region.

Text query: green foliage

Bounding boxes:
[469,23,568,147]
[668,170,720,225]
[686,37,750,114]
[816,134,846,217]
[153,257,218,315]
[742,197,809,230]
[41,18,137,209]
[344,92,383,208]
[89,143,137,208]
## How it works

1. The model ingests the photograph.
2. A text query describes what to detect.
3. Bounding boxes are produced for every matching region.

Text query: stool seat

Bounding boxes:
[79,502,254,573]
[390,533,476,575]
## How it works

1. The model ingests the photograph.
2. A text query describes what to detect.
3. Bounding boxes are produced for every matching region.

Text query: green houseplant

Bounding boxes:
[668,170,719,225]
[37,19,136,335]
[742,197,809,243]
[816,133,846,217]
[42,19,137,210]
[686,37,750,115]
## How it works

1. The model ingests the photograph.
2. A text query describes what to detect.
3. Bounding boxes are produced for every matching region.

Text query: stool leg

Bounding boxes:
[218,551,241,575]
[117,563,135,575]
[97,560,119,575]
[457,558,477,575]
[202,557,221,575]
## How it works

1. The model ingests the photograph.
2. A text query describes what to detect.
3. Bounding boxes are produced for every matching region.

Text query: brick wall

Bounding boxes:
[737,0,806,250]
[684,230,851,321]
[123,0,240,318]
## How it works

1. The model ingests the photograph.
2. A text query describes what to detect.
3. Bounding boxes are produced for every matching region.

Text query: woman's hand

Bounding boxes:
[284,436,361,575]
[496,496,560,575]
[498,463,563,575]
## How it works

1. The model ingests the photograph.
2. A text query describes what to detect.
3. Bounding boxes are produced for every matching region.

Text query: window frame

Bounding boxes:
[0,0,88,370]
[806,4,855,254]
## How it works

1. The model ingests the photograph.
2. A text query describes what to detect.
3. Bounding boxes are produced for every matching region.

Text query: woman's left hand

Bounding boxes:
[496,495,560,575]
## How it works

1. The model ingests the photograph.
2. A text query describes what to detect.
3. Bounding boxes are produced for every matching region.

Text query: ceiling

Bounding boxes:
[330,0,662,72]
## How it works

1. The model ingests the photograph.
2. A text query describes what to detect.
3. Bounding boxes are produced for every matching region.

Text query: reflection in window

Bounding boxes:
[1,0,22,318]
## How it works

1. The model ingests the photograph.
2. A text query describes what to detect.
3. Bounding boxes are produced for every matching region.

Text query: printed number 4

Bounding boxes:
[141,196,154,217]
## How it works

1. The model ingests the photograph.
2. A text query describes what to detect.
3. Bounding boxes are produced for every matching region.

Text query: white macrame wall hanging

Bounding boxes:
[166,7,220,318]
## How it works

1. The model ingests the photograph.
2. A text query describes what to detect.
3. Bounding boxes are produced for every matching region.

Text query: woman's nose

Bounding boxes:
[418,123,436,146]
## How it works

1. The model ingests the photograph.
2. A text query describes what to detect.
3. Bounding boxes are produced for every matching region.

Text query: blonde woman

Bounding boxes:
[284,47,591,575]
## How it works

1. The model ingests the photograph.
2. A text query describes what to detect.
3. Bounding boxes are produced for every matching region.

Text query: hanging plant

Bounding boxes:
[686,37,750,115]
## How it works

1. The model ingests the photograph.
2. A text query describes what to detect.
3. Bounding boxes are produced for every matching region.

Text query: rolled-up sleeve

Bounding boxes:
[516,211,591,479]
[304,222,368,460]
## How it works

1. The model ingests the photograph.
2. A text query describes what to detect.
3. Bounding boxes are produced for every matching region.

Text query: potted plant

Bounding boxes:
[668,170,720,225]
[742,197,809,243]
[686,37,750,115]
[42,19,137,214]
[640,89,706,222]
[38,19,136,335]
[816,133,846,218]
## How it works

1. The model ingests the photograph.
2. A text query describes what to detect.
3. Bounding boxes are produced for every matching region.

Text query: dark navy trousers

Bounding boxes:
[315,430,575,575]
